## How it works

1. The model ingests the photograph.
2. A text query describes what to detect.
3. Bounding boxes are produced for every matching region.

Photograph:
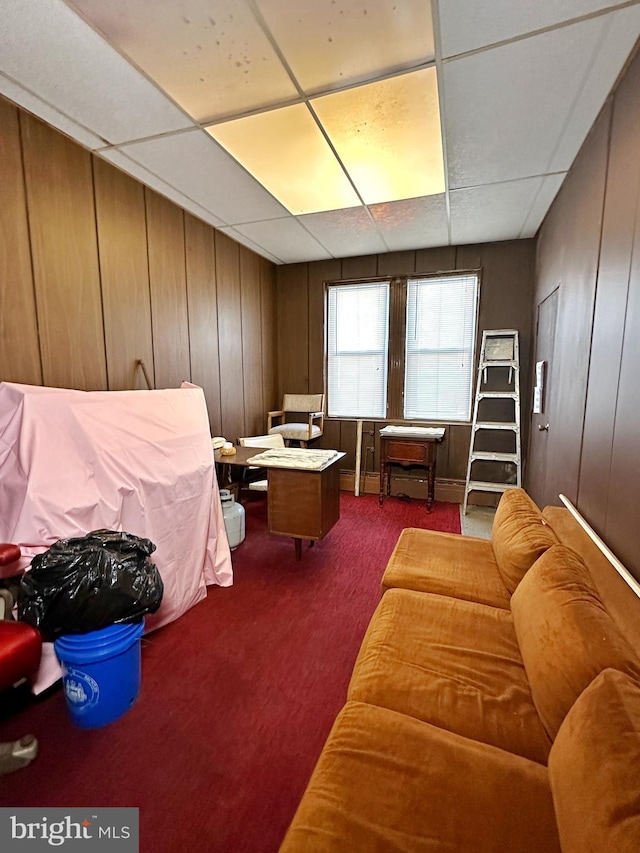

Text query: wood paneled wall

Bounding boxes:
[0,99,278,440]
[276,242,536,493]
[530,46,640,578]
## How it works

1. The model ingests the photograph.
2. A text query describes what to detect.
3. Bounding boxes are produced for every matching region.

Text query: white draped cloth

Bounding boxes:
[0,381,232,693]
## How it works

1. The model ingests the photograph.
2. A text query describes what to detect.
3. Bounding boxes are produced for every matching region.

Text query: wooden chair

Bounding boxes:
[267,394,325,448]
[238,433,285,492]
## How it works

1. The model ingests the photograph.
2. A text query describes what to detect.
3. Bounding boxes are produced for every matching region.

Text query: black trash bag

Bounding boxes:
[18,529,164,641]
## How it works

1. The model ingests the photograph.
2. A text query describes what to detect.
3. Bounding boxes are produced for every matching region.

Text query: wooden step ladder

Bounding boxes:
[463,330,522,514]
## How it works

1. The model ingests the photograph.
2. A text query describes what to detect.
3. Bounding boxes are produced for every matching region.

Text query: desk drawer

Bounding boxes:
[384,440,430,464]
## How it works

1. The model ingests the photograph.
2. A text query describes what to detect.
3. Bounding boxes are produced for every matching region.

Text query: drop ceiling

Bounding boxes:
[1,0,639,264]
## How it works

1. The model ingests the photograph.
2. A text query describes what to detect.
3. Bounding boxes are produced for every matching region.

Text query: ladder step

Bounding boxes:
[480,360,519,369]
[474,421,519,431]
[478,391,518,400]
[466,481,519,494]
[470,452,519,463]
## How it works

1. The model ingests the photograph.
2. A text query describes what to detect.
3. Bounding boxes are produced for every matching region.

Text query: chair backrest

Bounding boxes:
[239,434,286,449]
[282,394,324,413]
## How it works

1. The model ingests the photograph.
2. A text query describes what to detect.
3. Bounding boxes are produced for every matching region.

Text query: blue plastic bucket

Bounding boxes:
[54,620,144,729]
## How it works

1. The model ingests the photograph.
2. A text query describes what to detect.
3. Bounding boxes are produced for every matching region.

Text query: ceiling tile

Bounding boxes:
[256,0,434,92]
[547,4,640,172]
[114,129,290,225]
[233,218,333,264]
[207,104,361,214]
[217,227,282,265]
[2,0,194,144]
[0,74,105,149]
[312,68,445,205]
[521,174,566,236]
[442,14,621,188]
[449,177,545,244]
[297,207,388,257]
[98,149,225,229]
[438,0,626,58]
[69,0,298,123]
[369,195,449,250]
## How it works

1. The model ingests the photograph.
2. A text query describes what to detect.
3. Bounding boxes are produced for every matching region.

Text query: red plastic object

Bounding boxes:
[0,544,21,566]
[0,621,42,691]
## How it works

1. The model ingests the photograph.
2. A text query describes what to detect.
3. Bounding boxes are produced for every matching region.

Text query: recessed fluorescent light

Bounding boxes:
[312,68,445,205]
[207,104,361,215]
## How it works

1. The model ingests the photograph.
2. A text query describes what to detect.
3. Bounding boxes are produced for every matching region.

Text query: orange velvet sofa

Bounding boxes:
[280,489,640,852]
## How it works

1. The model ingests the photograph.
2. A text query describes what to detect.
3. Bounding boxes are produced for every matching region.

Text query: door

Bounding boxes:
[527,287,559,507]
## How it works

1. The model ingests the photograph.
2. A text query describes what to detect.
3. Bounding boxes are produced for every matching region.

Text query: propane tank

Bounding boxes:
[219,489,245,550]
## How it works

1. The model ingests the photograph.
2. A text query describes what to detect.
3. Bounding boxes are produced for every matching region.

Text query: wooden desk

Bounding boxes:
[215,447,344,558]
[379,432,445,512]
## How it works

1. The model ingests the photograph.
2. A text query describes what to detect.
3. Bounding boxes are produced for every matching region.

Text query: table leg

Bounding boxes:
[294,538,302,560]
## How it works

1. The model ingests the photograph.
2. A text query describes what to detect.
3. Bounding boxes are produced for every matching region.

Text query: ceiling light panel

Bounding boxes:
[312,68,445,205]
[68,0,299,123]
[207,104,361,215]
[255,0,435,93]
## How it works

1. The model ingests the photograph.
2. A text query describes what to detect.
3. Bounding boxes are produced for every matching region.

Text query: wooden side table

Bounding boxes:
[379,432,445,512]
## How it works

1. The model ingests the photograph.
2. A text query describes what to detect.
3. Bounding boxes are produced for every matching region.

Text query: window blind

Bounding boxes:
[327,282,389,418]
[404,274,478,421]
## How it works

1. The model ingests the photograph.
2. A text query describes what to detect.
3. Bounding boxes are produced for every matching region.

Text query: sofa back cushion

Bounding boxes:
[548,668,640,853]
[511,544,640,740]
[492,488,558,593]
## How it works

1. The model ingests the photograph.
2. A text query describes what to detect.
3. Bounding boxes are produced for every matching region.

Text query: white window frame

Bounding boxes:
[325,271,480,423]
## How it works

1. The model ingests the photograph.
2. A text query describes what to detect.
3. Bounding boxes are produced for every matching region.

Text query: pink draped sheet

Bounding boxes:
[0,382,232,693]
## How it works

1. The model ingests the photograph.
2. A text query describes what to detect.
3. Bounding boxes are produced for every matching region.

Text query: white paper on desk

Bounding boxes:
[246,448,338,469]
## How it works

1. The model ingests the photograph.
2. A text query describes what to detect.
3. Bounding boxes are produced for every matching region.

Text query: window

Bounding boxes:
[326,272,479,421]
[327,282,389,418]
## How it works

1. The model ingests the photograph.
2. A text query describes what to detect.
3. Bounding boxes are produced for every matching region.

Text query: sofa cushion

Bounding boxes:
[511,545,640,741]
[548,669,640,853]
[279,701,560,853]
[492,488,558,593]
[381,527,511,609]
[348,588,551,763]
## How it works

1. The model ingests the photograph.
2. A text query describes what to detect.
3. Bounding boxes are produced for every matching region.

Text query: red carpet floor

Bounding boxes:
[0,494,460,852]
